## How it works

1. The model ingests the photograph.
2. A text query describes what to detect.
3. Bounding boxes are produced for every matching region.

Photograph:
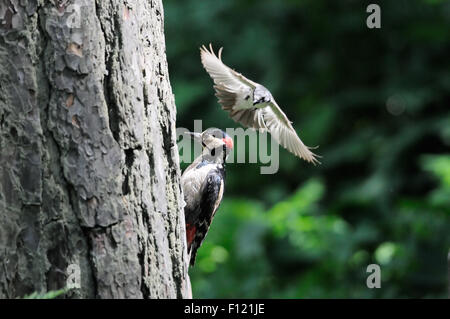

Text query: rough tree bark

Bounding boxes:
[0,0,190,298]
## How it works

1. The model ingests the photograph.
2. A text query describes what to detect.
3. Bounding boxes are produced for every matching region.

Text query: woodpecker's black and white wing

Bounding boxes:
[200,44,320,164]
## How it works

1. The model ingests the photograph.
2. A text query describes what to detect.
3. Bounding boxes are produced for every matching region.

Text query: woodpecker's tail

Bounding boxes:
[189,253,197,267]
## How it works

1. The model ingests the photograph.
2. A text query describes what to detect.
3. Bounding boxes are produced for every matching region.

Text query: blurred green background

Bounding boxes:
[165,0,450,298]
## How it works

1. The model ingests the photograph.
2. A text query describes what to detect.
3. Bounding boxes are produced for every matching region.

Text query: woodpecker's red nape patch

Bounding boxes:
[186,223,196,249]
[222,136,233,149]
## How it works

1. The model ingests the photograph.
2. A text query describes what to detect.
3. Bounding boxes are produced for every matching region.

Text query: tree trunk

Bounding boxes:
[0,0,190,298]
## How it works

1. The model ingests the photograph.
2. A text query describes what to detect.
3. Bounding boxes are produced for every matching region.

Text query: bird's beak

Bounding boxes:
[185,131,202,143]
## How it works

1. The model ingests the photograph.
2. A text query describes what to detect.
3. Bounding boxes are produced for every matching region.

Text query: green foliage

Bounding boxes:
[23,288,68,299]
[166,0,450,298]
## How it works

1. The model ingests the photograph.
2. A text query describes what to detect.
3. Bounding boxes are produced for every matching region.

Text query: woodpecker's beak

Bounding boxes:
[185,131,202,143]
[222,136,234,149]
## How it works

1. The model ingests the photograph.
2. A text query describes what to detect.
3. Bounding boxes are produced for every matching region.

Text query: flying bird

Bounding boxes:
[200,44,320,165]
[181,128,234,266]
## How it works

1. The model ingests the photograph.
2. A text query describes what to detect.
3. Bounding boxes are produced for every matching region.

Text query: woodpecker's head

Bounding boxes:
[186,128,233,163]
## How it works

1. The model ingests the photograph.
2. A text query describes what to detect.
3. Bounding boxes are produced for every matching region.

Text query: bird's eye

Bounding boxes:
[245,95,250,100]
[211,148,215,156]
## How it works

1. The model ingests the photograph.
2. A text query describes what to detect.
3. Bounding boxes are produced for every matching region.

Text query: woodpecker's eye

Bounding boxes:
[210,148,215,156]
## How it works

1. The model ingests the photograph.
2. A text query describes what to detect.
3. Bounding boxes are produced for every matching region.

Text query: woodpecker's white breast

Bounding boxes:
[181,163,220,205]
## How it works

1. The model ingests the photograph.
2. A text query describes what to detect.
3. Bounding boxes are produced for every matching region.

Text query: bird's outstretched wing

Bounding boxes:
[201,44,266,128]
[264,101,321,165]
[200,44,258,91]
[222,98,320,164]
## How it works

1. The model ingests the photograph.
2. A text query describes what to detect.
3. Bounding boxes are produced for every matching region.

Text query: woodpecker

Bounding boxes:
[200,44,321,165]
[181,128,234,266]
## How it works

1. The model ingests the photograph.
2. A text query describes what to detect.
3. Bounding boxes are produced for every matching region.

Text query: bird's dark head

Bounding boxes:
[186,128,233,162]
